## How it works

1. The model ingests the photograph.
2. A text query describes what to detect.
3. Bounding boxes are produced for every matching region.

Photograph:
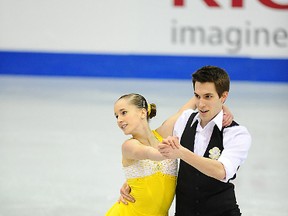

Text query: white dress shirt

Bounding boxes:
[173,109,252,182]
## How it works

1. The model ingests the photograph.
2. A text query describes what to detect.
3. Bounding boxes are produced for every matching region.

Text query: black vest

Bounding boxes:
[175,112,241,216]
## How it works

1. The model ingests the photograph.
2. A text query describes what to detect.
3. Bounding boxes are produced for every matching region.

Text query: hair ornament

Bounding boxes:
[147,104,151,116]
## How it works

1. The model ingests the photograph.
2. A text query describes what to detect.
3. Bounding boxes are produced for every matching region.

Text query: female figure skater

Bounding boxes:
[105,93,232,216]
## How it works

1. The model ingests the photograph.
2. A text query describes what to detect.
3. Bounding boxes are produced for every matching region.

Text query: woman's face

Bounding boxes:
[114,98,145,135]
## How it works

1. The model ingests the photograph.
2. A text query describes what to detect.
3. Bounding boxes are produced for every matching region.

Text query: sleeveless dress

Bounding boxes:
[105,130,178,216]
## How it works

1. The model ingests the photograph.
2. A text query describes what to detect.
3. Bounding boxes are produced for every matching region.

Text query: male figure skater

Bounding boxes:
[159,65,251,216]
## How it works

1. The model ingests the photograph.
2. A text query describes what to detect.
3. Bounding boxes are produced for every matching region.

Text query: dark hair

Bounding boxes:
[117,93,157,120]
[192,65,230,97]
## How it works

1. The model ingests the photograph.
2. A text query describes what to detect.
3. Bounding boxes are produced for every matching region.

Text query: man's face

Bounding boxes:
[194,81,228,127]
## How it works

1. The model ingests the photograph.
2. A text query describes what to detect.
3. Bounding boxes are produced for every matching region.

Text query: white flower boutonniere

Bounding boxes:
[209,147,221,160]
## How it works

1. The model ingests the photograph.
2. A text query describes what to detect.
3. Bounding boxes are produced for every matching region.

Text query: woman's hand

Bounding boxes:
[222,105,234,127]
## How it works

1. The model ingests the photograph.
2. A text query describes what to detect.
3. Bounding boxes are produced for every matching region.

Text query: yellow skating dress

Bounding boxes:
[105,130,177,216]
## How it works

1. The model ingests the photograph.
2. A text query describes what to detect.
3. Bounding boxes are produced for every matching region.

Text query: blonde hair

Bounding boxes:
[117,93,156,119]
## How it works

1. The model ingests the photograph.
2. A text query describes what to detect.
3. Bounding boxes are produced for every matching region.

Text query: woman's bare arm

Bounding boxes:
[122,139,165,161]
[156,97,197,139]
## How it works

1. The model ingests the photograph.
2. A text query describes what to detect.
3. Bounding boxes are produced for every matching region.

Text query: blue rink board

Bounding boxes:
[0,51,287,82]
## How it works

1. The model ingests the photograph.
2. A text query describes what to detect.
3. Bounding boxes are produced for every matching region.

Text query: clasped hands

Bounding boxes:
[158,136,183,159]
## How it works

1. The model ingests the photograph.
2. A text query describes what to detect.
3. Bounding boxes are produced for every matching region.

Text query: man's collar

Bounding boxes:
[191,110,223,130]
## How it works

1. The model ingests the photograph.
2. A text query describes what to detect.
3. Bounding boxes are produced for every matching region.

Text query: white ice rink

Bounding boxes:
[0,75,288,216]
